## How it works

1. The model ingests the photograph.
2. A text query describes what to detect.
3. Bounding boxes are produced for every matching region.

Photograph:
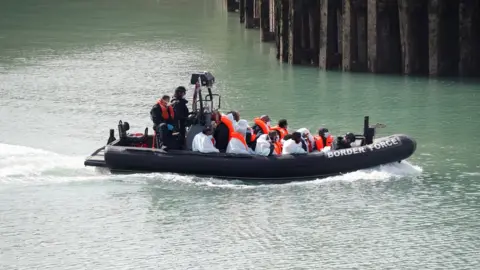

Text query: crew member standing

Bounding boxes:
[171,86,189,149]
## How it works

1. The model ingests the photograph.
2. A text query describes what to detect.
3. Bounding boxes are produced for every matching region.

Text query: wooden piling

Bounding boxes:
[428,0,459,76]
[288,0,303,64]
[367,0,401,73]
[226,0,237,12]
[276,0,289,62]
[342,0,358,71]
[319,0,339,70]
[275,0,281,59]
[301,1,310,63]
[225,0,480,78]
[459,0,480,77]
[353,0,368,71]
[239,0,245,23]
[245,0,255,28]
[260,0,275,41]
[398,0,429,75]
[308,0,320,66]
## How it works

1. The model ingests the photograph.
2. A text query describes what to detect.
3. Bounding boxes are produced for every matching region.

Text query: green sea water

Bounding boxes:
[1,0,479,269]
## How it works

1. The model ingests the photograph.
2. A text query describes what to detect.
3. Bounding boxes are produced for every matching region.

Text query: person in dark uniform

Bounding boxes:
[171,86,189,148]
[333,132,356,150]
[150,95,175,149]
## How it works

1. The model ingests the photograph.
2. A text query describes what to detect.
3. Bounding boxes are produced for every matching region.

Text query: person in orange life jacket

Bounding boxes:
[332,132,356,150]
[314,127,334,151]
[251,115,271,137]
[192,126,219,153]
[269,130,282,155]
[282,132,307,154]
[297,128,315,152]
[271,119,289,141]
[247,115,270,151]
[171,86,189,148]
[227,119,252,154]
[150,95,175,149]
[151,95,175,129]
[213,111,239,153]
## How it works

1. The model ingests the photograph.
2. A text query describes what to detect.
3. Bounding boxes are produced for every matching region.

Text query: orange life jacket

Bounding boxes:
[314,135,333,150]
[230,132,248,148]
[271,126,288,140]
[273,141,282,155]
[157,100,174,121]
[253,117,270,135]
[220,115,235,140]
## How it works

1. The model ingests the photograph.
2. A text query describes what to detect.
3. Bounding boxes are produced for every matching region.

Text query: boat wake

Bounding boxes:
[0,143,105,186]
[0,143,423,189]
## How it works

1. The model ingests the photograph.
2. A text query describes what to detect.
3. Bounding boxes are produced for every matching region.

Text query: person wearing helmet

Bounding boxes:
[333,132,356,150]
[171,86,189,148]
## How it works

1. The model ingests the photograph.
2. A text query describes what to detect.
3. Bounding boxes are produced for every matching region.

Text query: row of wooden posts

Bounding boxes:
[225,0,480,77]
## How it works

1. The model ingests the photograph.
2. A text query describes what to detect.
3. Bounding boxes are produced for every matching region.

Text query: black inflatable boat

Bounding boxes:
[84,72,417,183]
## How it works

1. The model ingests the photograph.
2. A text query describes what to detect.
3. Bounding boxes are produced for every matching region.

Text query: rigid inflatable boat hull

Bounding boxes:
[101,134,416,181]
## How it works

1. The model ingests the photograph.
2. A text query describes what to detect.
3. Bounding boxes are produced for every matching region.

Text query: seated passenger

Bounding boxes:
[252,115,271,137]
[226,119,251,155]
[254,134,274,156]
[192,126,219,153]
[245,124,257,151]
[297,128,315,152]
[269,130,282,155]
[314,127,334,151]
[332,132,356,150]
[271,119,289,140]
[282,132,307,155]
[150,94,175,149]
[213,111,238,153]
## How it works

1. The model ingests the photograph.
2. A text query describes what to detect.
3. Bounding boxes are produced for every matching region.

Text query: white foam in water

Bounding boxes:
[0,143,104,185]
[297,160,424,186]
[140,160,424,189]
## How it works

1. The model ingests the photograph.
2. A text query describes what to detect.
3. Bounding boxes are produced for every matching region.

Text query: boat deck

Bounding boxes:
[84,146,107,167]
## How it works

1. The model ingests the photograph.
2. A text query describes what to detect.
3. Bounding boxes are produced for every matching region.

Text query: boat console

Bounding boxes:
[185,71,222,150]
